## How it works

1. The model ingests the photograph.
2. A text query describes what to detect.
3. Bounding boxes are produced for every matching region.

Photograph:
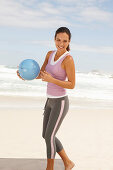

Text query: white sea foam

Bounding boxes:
[0,65,113,103]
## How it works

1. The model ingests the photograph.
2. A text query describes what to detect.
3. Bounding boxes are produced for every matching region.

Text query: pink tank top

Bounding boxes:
[45,50,69,98]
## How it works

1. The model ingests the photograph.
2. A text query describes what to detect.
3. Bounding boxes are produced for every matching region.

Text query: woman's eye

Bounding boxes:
[56,39,68,43]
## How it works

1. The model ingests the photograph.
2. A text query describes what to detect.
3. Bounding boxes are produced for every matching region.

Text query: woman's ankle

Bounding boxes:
[57,149,70,165]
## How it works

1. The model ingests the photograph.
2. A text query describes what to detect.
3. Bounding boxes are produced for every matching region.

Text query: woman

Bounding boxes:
[17,27,75,170]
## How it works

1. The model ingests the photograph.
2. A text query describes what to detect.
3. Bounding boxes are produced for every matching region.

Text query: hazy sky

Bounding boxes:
[0,0,113,73]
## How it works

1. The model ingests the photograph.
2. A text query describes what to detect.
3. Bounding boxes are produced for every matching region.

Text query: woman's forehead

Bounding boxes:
[56,32,69,39]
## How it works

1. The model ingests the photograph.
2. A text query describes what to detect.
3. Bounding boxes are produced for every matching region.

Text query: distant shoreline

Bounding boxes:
[0,95,113,109]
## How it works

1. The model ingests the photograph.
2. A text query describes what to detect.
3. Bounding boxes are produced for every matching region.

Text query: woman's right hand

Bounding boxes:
[16,69,25,80]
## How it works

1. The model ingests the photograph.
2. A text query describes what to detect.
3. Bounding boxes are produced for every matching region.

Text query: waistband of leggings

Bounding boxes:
[47,95,68,100]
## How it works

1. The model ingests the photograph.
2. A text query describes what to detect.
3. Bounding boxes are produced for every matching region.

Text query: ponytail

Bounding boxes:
[66,45,70,51]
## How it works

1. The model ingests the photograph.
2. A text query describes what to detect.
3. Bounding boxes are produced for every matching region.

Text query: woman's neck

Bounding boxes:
[56,50,67,57]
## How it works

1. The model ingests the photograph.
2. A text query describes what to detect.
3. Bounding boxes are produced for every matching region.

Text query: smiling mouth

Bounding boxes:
[58,46,64,49]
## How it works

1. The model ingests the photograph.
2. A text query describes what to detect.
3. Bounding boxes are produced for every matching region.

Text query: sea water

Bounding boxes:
[0,65,113,108]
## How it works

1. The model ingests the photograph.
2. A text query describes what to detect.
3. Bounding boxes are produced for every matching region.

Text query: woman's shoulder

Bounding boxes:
[46,50,54,59]
[46,51,54,61]
[63,54,74,64]
[47,50,53,55]
[62,54,74,70]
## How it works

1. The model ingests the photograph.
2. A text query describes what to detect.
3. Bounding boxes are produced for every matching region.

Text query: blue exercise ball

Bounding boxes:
[19,59,40,80]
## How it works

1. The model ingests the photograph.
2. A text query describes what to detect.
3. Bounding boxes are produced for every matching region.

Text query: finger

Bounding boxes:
[44,71,48,74]
[40,71,44,76]
[17,72,20,76]
[17,72,19,75]
[41,71,46,74]
[40,74,44,78]
[40,72,43,76]
[16,72,23,80]
[21,77,25,80]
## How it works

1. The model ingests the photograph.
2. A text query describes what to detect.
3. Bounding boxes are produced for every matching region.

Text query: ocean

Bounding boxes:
[0,65,113,108]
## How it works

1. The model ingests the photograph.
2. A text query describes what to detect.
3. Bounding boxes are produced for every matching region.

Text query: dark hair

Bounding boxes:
[54,27,71,51]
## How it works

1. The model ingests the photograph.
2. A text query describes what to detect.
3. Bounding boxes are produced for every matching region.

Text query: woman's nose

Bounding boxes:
[59,41,63,46]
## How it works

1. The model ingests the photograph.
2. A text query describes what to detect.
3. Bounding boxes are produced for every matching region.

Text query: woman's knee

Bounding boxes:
[44,133,51,142]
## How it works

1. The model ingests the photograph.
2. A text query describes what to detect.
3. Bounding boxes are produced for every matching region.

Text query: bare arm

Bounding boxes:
[36,51,52,79]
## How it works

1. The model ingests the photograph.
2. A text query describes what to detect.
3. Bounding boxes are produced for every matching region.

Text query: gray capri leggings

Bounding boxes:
[42,95,69,159]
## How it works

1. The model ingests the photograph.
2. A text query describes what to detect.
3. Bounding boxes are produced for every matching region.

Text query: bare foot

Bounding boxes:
[65,160,75,170]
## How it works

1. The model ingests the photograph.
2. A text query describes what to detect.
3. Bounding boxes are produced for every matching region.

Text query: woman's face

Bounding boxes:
[54,32,70,52]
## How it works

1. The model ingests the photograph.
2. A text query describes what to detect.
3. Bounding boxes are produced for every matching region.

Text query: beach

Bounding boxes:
[0,95,113,170]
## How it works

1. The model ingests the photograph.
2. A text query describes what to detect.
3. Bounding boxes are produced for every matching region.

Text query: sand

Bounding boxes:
[0,95,113,170]
[0,158,64,170]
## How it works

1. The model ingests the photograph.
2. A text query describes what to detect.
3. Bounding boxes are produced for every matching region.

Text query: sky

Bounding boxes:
[0,0,113,73]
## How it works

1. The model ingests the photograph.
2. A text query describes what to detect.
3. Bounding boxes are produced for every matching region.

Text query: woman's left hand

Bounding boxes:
[40,71,54,83]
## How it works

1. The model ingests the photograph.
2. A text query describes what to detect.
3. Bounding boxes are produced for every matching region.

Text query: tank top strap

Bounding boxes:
[58,52,70,64]
[48,51,56,64]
